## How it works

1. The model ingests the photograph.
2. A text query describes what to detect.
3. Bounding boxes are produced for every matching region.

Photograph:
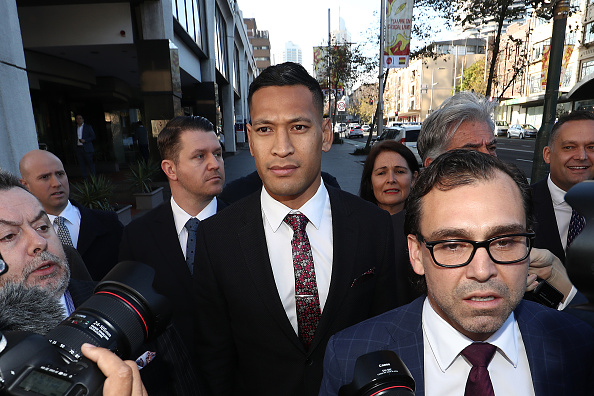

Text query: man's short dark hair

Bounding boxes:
[247,62,324,118]
[549,110,594,146]
[359,140,420,205]
[157,116,215,163]
[0,170,28,192]
[405,150,533,236]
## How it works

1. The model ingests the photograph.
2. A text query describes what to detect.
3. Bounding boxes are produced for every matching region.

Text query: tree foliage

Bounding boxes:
[460,60,487,94]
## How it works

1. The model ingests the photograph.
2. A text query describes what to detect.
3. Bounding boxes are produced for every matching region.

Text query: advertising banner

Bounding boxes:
[384,0,413,69]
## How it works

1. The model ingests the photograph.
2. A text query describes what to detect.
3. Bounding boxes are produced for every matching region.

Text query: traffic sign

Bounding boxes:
[337,101,346,111]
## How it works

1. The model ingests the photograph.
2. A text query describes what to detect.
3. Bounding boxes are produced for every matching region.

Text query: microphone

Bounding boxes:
[0,281,64,334]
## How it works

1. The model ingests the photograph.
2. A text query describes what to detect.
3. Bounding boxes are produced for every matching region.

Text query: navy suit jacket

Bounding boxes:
[531,179,566,263]
[194,186,399,396]
[119,198,227,354]
[72,200,124,281]
[74,124,95,153]
[320,296,594,396]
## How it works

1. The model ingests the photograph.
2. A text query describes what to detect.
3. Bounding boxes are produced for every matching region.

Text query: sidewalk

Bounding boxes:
[223,139,366,195]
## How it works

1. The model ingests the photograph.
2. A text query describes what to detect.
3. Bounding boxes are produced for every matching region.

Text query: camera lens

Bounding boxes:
[45,261,171,361]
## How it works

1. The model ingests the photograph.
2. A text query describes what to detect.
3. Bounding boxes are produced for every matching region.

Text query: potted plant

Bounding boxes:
[127,159,164,210]
[70,175,133,224]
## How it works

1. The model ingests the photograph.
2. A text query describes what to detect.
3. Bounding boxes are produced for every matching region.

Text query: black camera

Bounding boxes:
[0,261,171,396]
[339,350,415,396]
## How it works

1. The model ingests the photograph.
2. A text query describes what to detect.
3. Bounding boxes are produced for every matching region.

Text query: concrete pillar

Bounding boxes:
[137,39,183,162]
[0,1,39,175]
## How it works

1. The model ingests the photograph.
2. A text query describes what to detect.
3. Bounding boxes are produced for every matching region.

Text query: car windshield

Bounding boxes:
[521,124,535,129]
[496,121,508,126]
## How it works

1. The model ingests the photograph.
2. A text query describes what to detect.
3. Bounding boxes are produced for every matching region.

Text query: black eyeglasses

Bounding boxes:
[416,232,535,268]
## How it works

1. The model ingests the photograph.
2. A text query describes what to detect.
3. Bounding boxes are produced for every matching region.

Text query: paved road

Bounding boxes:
[347,133,541,181]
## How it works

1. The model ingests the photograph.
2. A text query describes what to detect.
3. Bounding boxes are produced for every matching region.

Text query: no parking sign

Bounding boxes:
[337,101,346,112]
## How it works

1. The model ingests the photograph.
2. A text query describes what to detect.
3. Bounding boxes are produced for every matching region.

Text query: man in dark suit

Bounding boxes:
[74,114,96,179]
[193,62,398,395]
[19,150,123,281]
[0,170,181,396]
[531,110,594,264]
[119,115,226,361]
[320,150,594,395]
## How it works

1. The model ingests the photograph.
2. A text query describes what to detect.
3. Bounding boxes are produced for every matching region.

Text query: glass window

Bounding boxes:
[562,66,573,87]
[531,39,550,62]
[193,0,202,47]
[585,22,594,44]
[530,74,541,94]
[581,59,594,80]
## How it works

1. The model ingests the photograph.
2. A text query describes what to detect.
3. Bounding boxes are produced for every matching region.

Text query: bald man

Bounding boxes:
[19,150,123,280]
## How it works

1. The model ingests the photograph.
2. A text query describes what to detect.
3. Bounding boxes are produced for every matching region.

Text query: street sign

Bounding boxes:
[337,101,346,111]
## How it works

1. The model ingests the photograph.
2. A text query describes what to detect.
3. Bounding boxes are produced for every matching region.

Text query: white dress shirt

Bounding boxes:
[547,174,573,251]
[422,298,535,396]
[260,180,333,334]
[77,124,84,145]
[48,201,82,248]
[171,196,218,260]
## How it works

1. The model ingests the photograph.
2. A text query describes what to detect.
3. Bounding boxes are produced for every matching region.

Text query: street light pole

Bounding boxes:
[378,0,386,138]
[430,67,446,113]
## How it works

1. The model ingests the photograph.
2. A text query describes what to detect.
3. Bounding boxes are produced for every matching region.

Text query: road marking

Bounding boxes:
[516,158,533,162]
[497,147,534,153]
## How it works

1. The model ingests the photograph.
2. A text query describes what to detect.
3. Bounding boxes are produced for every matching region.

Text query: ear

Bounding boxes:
[321,118,333,152]
[543,146,551,164]
[161,159,177,181]
[411,171,419,185]
[423,157,433,168]
[407,234,425,276]
[246,123,255,157]
[19,178,29,188]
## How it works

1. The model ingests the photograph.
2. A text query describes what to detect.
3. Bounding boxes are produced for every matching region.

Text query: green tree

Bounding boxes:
[460,60,487,95]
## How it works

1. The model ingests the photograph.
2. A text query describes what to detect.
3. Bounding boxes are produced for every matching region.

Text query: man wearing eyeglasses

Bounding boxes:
[320,150,594,396]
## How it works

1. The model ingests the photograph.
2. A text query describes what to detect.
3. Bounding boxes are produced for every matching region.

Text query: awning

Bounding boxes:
[559,73,594,102]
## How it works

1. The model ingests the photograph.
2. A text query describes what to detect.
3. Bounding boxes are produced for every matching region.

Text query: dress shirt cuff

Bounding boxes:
[558,286,578,311]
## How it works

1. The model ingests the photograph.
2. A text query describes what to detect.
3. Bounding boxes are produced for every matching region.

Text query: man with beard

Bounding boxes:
[320,150,594,396]
[0,170,146,396]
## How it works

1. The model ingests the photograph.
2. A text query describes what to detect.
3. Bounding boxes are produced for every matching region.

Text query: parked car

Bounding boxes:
[334,123,346,133]
[361,124,371,132]
[348,125,364,138]
[372,125,422,165]
[507,124,537,139]
[495,120,509,136]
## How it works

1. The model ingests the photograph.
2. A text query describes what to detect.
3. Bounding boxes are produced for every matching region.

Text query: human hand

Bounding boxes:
[81,343,147,396]
[528,248,573,302]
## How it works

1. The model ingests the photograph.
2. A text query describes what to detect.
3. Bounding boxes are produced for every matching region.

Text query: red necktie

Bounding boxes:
[461,342,497,396]
[284,213,321,349]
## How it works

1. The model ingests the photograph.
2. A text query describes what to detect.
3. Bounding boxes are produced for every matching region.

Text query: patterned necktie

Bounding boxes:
[184,218,200,275]
[567,209,586,249]
[461,342,497,396]
[284,213,321,349]
[55,216,73,247]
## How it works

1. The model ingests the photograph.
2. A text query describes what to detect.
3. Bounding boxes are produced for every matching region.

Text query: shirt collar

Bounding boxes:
[422,297,520,372]
[547,174,568,206]
[260,178,328,232]
[171,196,217,236]
[48,200,79,224]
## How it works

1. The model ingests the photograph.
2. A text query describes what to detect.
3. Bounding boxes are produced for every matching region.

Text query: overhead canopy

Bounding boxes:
[559,73,594,102]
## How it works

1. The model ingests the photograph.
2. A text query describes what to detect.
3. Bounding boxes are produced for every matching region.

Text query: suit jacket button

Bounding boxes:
[305,358,313,366]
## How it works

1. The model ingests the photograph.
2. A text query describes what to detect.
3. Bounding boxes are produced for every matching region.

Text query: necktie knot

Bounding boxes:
[461,342,497,367]
[185,217,200,233]
[284,213,309,234]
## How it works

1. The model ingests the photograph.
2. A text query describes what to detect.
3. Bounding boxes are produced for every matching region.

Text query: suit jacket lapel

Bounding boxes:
[150,204,192,292]
[532,180,565,262]
[236,193,303,349]
[74,202,100,256]
[312,186,359,351]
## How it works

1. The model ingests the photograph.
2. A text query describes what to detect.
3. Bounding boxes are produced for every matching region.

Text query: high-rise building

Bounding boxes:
[244,18,271,73]
[331,17,351,44]
[283,41,302,64]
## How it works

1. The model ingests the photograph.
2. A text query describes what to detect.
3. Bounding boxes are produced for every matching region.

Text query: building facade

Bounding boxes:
[384,38,486,124]
[244,18,271,73]
[1,0,256,175]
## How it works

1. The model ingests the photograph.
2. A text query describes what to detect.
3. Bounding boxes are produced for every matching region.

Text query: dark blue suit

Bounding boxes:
[531,179,566,263]
[74,123,96,178]
[320,297,594,396]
